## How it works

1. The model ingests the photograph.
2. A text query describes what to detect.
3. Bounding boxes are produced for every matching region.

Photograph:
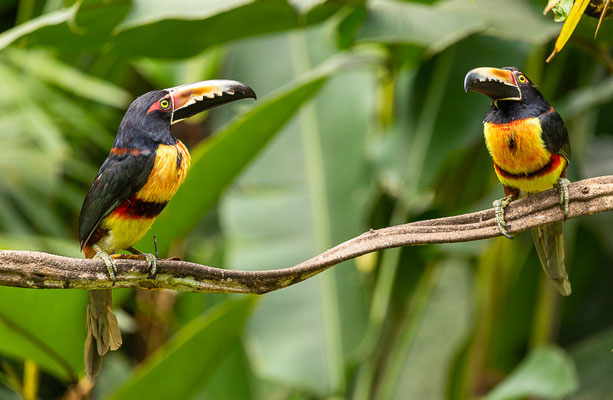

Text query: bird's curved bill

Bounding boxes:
[464,67,521,102]
[168,80,256,124]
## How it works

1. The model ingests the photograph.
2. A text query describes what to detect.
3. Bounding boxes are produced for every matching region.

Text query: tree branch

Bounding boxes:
[1,176,612,294]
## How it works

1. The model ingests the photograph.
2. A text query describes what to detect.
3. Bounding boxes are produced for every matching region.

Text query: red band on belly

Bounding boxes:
[112,197,168,219]
[495,155,562,179]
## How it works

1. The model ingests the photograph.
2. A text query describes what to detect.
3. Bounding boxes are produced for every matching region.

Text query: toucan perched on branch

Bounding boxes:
[464,67,572,296]
[78,80,256,377]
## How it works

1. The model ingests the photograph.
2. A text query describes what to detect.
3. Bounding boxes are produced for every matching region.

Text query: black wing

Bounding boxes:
[539,110,571,163]
[78,151,155,249]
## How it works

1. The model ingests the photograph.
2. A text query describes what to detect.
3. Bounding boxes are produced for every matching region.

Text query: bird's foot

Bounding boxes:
[493,195,514,240]
[555,177,570,220]
[144,253,157,278]
[92,244,117,281]
[126,245,157,278]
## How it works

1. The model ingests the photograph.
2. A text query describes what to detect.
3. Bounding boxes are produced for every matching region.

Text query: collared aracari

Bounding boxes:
[464,67,572,296]
[78,80,256,377]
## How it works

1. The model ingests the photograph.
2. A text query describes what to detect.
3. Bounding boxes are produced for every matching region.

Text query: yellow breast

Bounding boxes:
[484,118,550,175]
[97,141,190,253]
[136,140,190,203]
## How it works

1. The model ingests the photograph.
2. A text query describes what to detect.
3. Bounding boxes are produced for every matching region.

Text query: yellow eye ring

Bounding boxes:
[160,99,170,109]
[517,75,526,83]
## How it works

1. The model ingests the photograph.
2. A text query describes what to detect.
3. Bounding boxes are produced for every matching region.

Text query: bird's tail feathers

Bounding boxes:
[85,289,122,377]
[531,221,572,296]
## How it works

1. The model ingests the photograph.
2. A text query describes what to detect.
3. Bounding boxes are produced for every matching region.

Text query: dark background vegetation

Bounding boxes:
[0,0,612,399]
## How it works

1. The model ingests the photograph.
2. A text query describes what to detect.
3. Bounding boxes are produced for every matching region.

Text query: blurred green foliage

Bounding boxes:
[0,0,612,399]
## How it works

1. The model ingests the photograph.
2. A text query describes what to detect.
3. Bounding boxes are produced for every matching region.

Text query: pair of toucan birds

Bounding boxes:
[78,66,571,377]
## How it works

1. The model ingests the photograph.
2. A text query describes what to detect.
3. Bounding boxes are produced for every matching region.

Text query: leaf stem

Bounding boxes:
[290,31,346,394]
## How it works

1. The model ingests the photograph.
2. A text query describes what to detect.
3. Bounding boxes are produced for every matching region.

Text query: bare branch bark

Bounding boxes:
[1,176,612,294]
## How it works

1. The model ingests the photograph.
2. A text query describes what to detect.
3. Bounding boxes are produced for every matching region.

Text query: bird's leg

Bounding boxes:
[153,234,158,259]
[93,244,117,281]
[494,186,520,240]
[555,177,571,219]
[127,246,157,278]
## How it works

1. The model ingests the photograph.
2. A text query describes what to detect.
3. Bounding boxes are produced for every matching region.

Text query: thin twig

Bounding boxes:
[0,176,612,295]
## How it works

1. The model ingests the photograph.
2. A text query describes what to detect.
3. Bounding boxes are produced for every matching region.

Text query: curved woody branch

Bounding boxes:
[1,176,612,295]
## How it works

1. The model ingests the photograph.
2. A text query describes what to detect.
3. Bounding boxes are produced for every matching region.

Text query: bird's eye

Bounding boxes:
[160,99,171,110]
[517,75,527,83]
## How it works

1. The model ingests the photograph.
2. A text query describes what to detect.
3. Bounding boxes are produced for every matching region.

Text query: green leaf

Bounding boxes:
[483,346,579,400]
[0,288,86,381]
[355,0,559,55]
[440,0,559,45]
[73,0,132,34]
[0,0,347,58]
[111,0,300,58]
[552,0,574,22]
[0,7,74,51]
[109,297,257,400]
[140,55,370,256]
[336,5,367,49]
[0,0,131,52]
[356,0,483,54]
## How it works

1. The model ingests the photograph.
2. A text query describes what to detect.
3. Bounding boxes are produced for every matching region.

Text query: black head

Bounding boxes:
[464,67,551,123]
[114,80,256,147]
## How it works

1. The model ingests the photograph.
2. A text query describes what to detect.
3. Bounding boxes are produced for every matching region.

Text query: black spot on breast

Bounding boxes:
[508,135,516,150]
[176,149,182,171]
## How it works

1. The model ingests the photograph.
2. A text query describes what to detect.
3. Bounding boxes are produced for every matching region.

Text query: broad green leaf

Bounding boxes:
[483,346,579,400]
[109,297,256,400]
[0,0,346,58]
[73,0,132,35]
[0,0,131,51]
[112,0,299,58]
[355,0,558,55]
[357,0,483,54]
[0,7,73,50]
[441,0,559,45]
[336,5,367,49]
[140,54,374,256]
[300,0,352,25]
[116,0,271,30]
[0,288,86,381]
